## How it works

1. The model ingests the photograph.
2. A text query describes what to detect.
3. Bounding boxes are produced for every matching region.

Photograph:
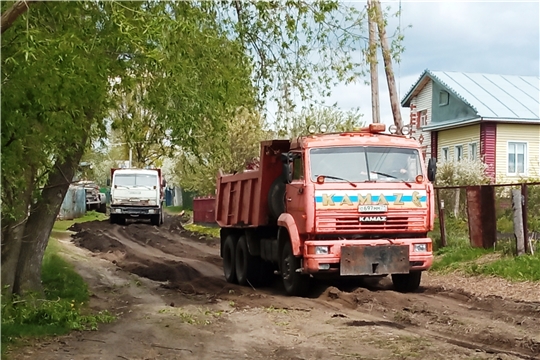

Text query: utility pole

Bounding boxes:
[373,0,403,133]
[367,0,380,124]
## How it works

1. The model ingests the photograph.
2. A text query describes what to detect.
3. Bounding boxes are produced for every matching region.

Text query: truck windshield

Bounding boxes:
[310,146,423,183]
[114,174,157,187]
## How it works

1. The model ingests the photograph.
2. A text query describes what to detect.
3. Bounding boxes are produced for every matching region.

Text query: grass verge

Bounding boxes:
[2,232,114,357]
[53,210,107,231]
[430,241,540,282]
[184,223,220,238]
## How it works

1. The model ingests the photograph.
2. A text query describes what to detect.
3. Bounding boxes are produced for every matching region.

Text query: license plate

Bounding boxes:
[358,204,387,213]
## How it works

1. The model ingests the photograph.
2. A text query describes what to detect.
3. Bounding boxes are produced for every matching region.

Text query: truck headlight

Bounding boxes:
[413,244,427,252]
[315,246,329,255]
[115,208,122,214]
[149,200,157,206]
[148,209,155,214]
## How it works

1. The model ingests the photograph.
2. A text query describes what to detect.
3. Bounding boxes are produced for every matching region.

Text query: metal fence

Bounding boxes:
[434,182,540,254]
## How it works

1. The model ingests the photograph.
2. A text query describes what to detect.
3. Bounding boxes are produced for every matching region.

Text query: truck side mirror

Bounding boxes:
[162,179,167,188]
[106,178,111,186]
[427,158,437,182]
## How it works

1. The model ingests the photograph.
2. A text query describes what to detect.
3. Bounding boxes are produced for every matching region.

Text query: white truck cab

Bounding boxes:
[108,168,165,226]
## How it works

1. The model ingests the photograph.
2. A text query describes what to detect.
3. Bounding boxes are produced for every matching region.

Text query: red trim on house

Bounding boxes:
[430,131,438,160]
[480,122,496,182]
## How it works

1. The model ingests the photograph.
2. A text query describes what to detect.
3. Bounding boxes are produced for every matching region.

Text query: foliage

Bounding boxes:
[435,159,491,187]
[1,238,115,349]
[174,108,269,195]
[184,224,220,239]
[277,106,365,139]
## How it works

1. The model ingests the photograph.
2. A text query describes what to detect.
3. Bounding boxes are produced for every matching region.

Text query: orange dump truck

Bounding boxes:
[215,124,436,296]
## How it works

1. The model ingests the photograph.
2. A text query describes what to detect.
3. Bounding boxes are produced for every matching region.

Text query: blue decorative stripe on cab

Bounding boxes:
[315,195,426,203]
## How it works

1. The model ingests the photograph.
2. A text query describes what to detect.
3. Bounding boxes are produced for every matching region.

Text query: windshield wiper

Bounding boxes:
[315,174,357,188]
[370,171,412,188]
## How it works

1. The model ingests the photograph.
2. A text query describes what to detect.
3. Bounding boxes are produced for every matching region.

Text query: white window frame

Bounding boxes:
[468,142,478,161]
[441,147,449,162]
[454,144,464,162]
[507,141,528,176]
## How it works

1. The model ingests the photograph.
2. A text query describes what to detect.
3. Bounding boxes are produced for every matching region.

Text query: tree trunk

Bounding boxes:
[1,0,39,35]
[1,168,35,297]
[14,141,87,296]
[373,0,403,132]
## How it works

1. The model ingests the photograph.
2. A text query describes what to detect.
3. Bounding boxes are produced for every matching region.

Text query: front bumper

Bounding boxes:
[302,238,433,275]
[110,206,160,216]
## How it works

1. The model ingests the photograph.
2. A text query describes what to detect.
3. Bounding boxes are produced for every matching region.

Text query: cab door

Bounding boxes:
[285,154,306,234]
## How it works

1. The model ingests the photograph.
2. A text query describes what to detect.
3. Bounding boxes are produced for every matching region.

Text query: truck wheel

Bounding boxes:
[151,214,160,226]
[235,235,259,286]
[391,271,422,293]
[223,235,237,284]
[281,242,309,296]
[109,214,116,224]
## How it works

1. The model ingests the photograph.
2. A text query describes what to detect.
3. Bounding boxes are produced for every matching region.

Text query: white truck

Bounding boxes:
[108,168,165,226]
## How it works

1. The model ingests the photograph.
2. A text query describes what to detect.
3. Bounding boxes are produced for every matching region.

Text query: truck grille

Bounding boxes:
[316,209,426,232]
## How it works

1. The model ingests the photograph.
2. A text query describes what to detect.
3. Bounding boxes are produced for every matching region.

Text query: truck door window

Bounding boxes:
[292,156,304,180]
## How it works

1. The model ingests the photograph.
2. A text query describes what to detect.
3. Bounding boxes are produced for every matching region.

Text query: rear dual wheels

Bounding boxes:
[223,234,274,286]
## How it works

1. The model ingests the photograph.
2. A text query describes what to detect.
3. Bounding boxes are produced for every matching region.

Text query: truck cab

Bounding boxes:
[109,168,165,226]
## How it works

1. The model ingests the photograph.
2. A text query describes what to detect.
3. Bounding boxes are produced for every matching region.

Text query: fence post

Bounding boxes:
[521,183,528,254]
[512,189,525,256]
[436,188,447,247]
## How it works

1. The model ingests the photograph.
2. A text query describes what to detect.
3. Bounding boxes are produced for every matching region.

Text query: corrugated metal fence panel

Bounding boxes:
[74,187,86,217]
[59,186,86,220]
[193,197,216,224]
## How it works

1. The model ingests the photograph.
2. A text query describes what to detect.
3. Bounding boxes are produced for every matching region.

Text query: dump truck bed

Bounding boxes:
[215,140,290,228]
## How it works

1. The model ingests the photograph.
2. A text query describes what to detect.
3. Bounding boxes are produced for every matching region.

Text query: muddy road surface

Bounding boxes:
[9,215,540,360]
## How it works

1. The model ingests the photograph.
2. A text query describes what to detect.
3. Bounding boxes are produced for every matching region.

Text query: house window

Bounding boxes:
[454,145,463,161]
[468,142,478,161]
[508,142,527,175]
[442,147,449,162]
[419,110,428,127]
[439,91,449,106]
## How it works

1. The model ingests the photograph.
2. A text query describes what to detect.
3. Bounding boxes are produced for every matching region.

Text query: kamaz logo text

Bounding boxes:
[359,216,387,222]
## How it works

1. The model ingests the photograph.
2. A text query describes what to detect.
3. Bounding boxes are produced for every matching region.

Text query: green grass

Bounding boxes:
[430,246,492,272]
[466,253,540,281]
[184,223,220,238]
[2,229,114,356]
[53,210,107,231]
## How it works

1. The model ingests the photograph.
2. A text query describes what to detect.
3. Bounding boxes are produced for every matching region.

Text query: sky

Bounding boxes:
[277,0,540,129]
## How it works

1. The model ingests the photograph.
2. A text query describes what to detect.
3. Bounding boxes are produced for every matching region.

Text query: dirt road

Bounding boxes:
[8,215,540,360]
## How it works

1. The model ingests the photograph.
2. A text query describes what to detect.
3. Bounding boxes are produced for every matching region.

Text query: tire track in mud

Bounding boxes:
[70,219,540,359]
[313,285,540,360]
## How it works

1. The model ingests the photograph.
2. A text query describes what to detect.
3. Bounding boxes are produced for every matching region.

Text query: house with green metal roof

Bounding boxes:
[401,70,540,183]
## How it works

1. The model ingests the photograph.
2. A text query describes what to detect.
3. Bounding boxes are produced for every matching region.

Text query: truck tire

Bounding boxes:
[109,214,116,225]
[281,242,309,296]
[223,235,237,284]
[235,235,260,286]
[391,271,422,293]
[151,214,160,226]
[268,177,286,221]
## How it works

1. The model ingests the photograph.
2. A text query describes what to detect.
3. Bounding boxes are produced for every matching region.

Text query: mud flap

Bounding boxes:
[340,245,409,276]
